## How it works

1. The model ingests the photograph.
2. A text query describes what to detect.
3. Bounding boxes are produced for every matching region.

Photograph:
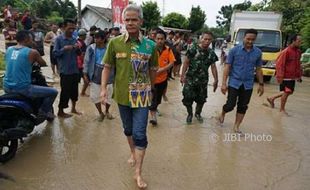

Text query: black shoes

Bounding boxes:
[195,113,203,123]
[186,114,193,124]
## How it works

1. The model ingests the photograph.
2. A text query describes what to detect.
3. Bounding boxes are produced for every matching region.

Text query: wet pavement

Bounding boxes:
[1,38,310,190]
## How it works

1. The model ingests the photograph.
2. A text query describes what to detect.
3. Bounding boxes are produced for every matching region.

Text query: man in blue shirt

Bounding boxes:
[219,29,264,135]
[83,30,114,121]
[4,30,58,120]
[53,19,81,118]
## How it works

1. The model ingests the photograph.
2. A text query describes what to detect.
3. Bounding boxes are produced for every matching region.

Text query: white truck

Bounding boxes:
[229,11,283,81]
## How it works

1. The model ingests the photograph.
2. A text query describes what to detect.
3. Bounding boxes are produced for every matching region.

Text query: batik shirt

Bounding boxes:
[103,32,158,108]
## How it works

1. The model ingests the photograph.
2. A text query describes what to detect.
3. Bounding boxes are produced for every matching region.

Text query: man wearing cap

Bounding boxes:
[84,30,114,121]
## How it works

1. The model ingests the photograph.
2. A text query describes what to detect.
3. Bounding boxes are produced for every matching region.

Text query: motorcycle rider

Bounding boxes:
[3,30,58,120]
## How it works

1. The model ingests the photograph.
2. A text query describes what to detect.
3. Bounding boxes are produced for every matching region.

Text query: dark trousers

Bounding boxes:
[149,80,168,111]
[58,74,80,109]
[223,85,253,114]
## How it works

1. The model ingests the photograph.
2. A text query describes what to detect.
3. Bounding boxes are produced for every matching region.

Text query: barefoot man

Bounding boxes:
[219,29,264,135]
[267,34,302,115]
[100,4,158,189]
[54,19,82,118]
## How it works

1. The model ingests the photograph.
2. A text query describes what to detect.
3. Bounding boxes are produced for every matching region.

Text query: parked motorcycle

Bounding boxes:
[0,64,54,163]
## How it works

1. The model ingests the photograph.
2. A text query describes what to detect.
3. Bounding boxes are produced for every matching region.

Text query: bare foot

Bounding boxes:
[57,112,73,118]
[234,130,245,137]
[280,110,289,116]
[134,175,147,189]
[267,98,275,108]
[127,155,136,167]
[80,93,89,97]
[217,113,224,125]
[106,112,114,120]
[163,95,168,102]
[71,110,83,115]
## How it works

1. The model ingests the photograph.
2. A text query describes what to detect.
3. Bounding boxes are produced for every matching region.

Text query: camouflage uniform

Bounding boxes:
[182,44,218,122]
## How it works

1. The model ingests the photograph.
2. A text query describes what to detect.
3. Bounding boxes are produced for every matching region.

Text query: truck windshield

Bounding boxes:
[235,29,281,52]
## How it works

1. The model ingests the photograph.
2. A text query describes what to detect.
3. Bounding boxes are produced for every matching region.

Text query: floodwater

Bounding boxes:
[1,43,310,189]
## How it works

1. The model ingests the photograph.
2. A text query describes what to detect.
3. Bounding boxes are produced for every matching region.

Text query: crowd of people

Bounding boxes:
[1,3,303,189]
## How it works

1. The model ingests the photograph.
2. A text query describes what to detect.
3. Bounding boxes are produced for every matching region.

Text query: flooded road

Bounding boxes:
[1,44,310,189]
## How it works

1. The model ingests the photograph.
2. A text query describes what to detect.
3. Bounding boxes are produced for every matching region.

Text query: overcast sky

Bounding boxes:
[71,0,262,27]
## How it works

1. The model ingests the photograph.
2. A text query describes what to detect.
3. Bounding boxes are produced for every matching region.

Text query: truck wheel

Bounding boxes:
[263,76,272,82]
[0,139,18,163]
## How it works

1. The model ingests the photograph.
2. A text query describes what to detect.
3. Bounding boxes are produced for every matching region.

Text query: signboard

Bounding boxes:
[112,0,129,31]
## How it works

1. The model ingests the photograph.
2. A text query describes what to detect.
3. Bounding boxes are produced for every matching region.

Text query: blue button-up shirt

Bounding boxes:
[53,35,79,75]
[227,44,262,90]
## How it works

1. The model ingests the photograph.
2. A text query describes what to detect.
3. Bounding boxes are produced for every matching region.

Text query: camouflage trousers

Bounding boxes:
[182,82,208,106]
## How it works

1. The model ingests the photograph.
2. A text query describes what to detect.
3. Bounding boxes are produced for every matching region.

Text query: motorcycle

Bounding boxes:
[0,64,54,163]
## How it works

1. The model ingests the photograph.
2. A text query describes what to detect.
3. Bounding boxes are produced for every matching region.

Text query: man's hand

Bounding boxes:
[100,87,107,105]
[277,77,283,84]
[257,85,264,96]
[221,83,228,95]
[63,45,74,51]
[213,81,218,92]
[180,75,186,85]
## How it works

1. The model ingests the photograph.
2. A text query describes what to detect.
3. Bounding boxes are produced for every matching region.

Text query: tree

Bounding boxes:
[30,0,76,19]
[263,0,309,46]
[216,5,233,32]
[141,1,161,30]
[216,1,252,32]
[47,11,64,24]
[188,6,206,33]
[0,0,31,11]
[162,12,188,29]
[249,0,269,11]
[299,7,310,50]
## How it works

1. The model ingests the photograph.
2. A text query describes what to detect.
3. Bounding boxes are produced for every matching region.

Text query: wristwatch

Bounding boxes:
[259,83,264,86]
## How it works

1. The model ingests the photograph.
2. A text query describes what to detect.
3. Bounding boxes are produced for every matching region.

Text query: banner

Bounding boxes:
[112,0,129,31]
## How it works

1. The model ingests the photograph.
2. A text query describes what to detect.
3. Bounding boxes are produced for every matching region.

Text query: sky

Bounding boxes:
[71,0,262,27]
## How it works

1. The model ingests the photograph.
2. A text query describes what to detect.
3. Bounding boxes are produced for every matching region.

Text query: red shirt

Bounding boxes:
[76,39,86,69]
[276,46,302,80]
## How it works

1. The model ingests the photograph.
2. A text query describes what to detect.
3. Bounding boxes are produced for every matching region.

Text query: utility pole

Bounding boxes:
[162,0,165,17]
[78,0,82,27]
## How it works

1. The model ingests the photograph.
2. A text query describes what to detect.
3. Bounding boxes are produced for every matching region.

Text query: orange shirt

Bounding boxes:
[155,46,176,84]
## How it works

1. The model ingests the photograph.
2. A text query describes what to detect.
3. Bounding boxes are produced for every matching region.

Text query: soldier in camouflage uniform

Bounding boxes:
[180,32,219,124]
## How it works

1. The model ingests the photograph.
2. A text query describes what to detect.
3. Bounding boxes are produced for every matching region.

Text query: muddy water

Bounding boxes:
[1,51,310,189]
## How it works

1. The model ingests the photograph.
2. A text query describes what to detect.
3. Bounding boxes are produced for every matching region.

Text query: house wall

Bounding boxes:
[81,10,112,30]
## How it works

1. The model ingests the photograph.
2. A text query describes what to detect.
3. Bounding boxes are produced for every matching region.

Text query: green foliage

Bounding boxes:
[0,0,31,11]
[216,5,233,32]
[188,6,206,33]
[30,0,76,19]
[209,27,228,39]
[162,12,188,29]
[141,1,161,30]
[301,22,310,50]
[47,11,64,24]
[262,0,309,46]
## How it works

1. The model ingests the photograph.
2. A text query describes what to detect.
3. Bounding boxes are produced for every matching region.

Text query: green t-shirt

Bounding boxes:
[103,34,158,107]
